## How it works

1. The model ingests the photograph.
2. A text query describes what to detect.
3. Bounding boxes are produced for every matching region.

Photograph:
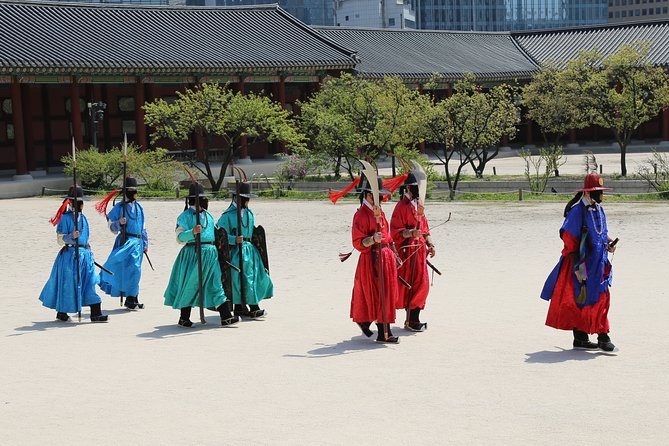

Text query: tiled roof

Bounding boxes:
[314,27,539,82]
[514,20,669,67]
[0,1,357,75]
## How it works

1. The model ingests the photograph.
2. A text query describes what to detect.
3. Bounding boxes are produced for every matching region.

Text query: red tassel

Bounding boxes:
[339,251,353,262]
[380,173,409,202]
[383,174,409,193]
[329,177,361,204]
[94,188,119,216]
[49,200,69,226]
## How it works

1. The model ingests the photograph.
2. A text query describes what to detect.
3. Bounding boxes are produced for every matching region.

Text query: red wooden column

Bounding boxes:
[135,79,147,150]
[70,79,84,149]
[10,78,29,177]
[569,128,577,144]
[41,84,53,169]
[663,108,669,141]
[22,84,36,172]
[526,119,534,146]
[237,77,249,161]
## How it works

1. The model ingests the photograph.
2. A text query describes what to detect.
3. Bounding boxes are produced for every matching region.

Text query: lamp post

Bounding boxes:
[87,101,106,148]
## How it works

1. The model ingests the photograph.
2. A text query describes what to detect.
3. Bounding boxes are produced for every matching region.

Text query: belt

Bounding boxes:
[374,243,389,248]
[124,232,142,238]
[65,244,89,248]
[186,241,215,246]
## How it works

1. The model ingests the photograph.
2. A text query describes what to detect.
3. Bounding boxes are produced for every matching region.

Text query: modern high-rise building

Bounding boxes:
[334,0,416,28]
[607,0,669,23]
[335,0,609,31]
[185,0,335,25]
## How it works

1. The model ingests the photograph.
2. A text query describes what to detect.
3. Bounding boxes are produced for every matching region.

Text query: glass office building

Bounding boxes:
[414,0,608,31]
[186,0,335,26]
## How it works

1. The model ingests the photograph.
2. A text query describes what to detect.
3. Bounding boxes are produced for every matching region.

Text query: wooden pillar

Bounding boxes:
[278,76,286,109]
[569,128,577,144]
[10,78,29,176]
[663,108,669,141]
[101,84,111,151]
[41,84,53,169]
[135,79,147,150]
[70,79,84,149]
[22,84,36,172]
[526,119,534,146]
[237,77,249,160]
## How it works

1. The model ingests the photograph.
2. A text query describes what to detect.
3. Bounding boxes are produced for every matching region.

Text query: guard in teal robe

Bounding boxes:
[39,186,108,322]
[164,183,237,327]
[98,176,148,310]
[217,182,273,319]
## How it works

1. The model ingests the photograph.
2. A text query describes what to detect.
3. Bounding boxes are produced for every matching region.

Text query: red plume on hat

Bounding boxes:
[577,173,611,192]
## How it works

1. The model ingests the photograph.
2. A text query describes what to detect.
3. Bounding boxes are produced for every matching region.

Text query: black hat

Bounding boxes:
[233,181,258,198]
[64,185,85,201]
[358,177,391,195]
[404,172,419,186]
[123,176,138,190]
[186,182,209,198]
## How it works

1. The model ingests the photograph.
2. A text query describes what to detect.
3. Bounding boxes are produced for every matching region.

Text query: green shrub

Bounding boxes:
[62,145,184,191]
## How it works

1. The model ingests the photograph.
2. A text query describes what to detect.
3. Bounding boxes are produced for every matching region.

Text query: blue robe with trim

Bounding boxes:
[540,201,612,308]
[217,204,273,306]
[39,211,102,313]
[99,200,147,298]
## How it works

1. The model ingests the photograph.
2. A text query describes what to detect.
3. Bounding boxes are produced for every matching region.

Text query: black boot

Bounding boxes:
[573,330,597,349]
[405,308,427,332]
[56,312,70,322]
[218,304,239,326]
[124,296,144,310]
[597,333,616,352]
[376,323,399,344]
[248,304,266,319]
[89,303,108,323]
[357,322,373,337]
[178,307,193,327]
[234,304,250,317]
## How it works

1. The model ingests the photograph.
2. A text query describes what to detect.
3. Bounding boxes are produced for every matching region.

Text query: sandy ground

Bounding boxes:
[1,197,668,445]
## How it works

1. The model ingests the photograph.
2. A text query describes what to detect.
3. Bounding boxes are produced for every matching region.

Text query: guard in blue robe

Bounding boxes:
[540,173,617,351]
[39,186,108,322]
[217,182,273,319]
[164,182,237,327]
[98,176,148,310]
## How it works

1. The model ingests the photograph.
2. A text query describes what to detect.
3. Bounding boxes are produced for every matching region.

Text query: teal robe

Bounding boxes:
[164,208,227,309]
[217,203,273,305]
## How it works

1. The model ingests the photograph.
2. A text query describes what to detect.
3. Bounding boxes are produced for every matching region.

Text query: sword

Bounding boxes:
[94,261,114,276]
[143,251,155,271]
[426,260,442,276]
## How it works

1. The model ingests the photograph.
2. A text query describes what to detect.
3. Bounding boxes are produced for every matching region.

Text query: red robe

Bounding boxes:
[545,231,610,334]
[390,196,431,311]
[350,204,399,324]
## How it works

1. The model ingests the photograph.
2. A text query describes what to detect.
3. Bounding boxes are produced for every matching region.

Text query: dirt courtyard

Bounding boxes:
[1,197,667,445]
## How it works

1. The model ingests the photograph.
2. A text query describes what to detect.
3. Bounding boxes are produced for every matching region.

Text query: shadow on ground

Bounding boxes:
[10,320,83,336]
[284,336,395,358]
[525,347,617,363]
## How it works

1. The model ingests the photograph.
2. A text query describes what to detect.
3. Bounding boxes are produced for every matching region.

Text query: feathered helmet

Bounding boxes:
[94,176,139,217]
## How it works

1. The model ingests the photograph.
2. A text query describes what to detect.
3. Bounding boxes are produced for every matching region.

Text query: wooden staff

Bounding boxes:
[71,138,81,322]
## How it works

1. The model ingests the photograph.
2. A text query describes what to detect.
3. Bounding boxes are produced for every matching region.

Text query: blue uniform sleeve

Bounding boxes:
[217,211,237,245]
[142,229,149,249]
[560,203,583,242]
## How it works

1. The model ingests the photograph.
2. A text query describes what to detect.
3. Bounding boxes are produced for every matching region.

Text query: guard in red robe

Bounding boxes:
[390,173,435,332]
[540,174,617,352]
[350,177,401,343]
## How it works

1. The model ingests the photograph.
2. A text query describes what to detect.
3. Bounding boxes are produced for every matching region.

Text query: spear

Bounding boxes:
[181,166,207,325]
[71,138,81,322]
[120,133,128,306]
[235,176,247,308]
[359,160,388,341]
